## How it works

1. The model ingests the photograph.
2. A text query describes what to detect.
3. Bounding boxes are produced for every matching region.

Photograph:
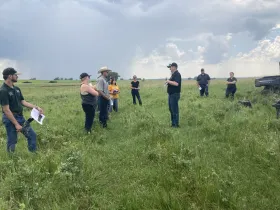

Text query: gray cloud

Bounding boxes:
[0,0,279,79]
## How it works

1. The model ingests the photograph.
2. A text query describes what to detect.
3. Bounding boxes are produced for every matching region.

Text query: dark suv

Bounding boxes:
[255,75,280,93]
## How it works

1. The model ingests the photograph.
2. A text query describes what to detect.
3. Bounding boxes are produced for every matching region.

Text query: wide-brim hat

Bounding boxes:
[98,66,112,74]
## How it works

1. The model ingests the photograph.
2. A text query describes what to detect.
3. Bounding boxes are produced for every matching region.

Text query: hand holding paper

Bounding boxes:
[31,108,45,125]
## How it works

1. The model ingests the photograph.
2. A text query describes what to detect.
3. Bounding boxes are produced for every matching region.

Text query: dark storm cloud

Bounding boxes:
[0,0,279,79]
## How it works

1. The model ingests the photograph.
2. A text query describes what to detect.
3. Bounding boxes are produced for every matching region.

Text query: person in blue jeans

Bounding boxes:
[166,63,181,128]
[96,66,111,128]
[130,75,142,105]
[0,68,44,153]
[108,78,120,113]
[196,68,211,96]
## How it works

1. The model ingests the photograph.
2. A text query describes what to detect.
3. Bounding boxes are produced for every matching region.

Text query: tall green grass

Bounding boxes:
[0,79,280,209]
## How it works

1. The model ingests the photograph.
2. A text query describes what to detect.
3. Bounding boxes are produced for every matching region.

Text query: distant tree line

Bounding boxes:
[107,72,121,82]
[129,77,145,81]
[53,77,74,80]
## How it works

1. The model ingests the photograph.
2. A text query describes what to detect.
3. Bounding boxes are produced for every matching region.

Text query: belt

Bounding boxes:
[12,112,23,116]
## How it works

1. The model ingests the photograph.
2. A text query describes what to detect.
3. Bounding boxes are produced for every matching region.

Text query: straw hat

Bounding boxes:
[98,66,112,74]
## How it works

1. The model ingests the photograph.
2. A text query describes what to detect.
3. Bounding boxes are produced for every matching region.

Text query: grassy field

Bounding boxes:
[0,78,280,210]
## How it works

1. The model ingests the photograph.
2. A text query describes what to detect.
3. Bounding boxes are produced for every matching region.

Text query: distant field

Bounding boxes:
[0,79,280,209]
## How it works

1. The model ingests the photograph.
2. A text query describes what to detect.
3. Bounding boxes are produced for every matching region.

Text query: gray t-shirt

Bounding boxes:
[96,76,109,96]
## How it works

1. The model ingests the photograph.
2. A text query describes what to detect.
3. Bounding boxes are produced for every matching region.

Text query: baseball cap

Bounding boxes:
[80,73,91,79]
[2,67,21,76]
[170,62,178,68]
[201,68,204,71]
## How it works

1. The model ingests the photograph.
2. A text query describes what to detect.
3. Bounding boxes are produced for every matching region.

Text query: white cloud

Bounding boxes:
[0,59,32,80]
[272,24,280,30]
[237,36,280,61]
[131,33,280,79]
[0,58,17,76]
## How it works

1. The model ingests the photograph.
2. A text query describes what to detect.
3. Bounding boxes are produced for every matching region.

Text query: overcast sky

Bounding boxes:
[0,0,279,80]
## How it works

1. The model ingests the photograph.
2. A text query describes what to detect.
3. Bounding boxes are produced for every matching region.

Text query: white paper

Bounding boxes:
[199,86,202,90]
[31,108,45,125]
[110,99,113,106]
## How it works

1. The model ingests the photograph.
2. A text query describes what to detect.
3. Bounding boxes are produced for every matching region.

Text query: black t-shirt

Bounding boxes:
[197,74,210,85]
[0,83,24,113]
[227,77,237,88]
[167,70,181,94]
[131,81,139,90]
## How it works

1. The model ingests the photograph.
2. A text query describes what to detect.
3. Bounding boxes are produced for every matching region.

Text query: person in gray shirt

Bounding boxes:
[196,68,211,97]
[96,66,111,128]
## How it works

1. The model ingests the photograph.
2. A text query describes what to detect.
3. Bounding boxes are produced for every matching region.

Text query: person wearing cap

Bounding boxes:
[96,66,111,128]
[0,67,43,153]
[80,73,99,133]
[166,62,181,128]
[130,75,142,105]
[196,68,211,97]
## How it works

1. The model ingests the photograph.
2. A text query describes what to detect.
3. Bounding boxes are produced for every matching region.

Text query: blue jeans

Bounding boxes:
[226,87,237,99]
[168,93,180,127]
[2,114,37,152]
[109,99,119,112]
[200,84,209,96]
[98,96,109,127]
[131,90,142,105]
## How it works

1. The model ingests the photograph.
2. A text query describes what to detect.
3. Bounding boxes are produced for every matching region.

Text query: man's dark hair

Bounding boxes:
[201,68,204,71]
[2,67,18,80]
[110,78,117,85]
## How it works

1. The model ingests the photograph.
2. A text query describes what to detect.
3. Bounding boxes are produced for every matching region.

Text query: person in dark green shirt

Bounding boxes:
[0,67,44,152]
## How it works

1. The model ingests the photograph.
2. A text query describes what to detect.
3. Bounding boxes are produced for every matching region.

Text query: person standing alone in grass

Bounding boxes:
[196,68,211,97]
[0,67,44,153]
[96,66,111,128]
[166,63,181,128]
[108,78,120,112]
[80,73,99,133]
[130,75,142,105]
[226,72,237,99]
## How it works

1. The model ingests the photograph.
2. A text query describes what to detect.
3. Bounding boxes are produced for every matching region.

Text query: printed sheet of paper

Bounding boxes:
[31,108,45,125]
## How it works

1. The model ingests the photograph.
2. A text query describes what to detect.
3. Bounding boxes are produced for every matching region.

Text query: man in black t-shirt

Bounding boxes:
[225,72,237,99]
[130,75,142,105]
[0,67,44,153]
[196,68,211,96]
[166,62,181,127]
